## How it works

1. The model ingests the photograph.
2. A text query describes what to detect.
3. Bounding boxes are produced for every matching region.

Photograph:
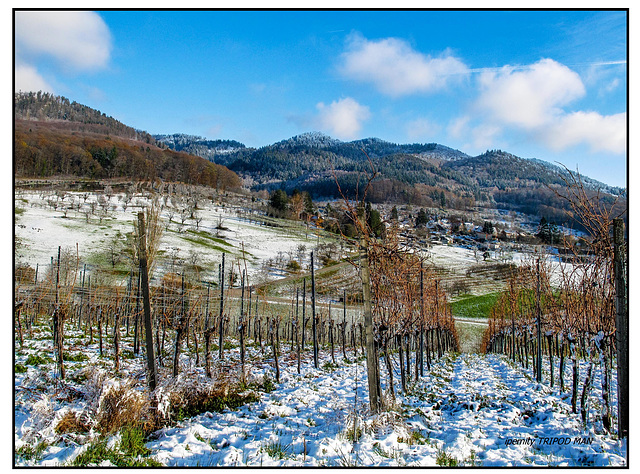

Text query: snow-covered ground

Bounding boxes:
[14,325,626,467]
[15,190,552,293]
[14,190,329,284]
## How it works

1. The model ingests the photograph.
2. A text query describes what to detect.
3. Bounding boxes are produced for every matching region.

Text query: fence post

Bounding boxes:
[138,212,158,391]
[360,239,381,413]
[613,218,628,439]
[311,251,319,369]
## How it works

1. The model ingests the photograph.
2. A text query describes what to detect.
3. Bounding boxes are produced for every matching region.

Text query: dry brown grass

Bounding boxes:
[58,365,259,439]
[55,410,90,435]
[95,381,157,435]
[156,371,259,423]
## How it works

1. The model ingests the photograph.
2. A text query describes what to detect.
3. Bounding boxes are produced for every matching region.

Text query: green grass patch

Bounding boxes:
[72,425,160,467]
[85,250,133,277]
[322,361,339,372]
[16,440,49,463]
[398,430,429,446]
[180,235,234,254]
[450,292,501,319]
[63,352,90,362]
[25,353,53,366]
[186,229,234,247]
[436,449,459,467]
[263,439,292,460]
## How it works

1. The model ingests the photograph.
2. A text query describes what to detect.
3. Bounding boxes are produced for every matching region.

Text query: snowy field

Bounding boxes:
[14,190,331,284]
[14,328,626,467]
[15,190,557,292]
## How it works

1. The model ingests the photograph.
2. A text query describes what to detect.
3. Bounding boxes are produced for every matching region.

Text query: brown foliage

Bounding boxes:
[96,382,156,435]
[14,120,241,190]
[55,410,91,435]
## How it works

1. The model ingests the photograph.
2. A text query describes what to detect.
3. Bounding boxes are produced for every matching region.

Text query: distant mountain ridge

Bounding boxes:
[156,131,621,196]
[15,92,625,227]
[156,130,625,227]
[154,133,246,161]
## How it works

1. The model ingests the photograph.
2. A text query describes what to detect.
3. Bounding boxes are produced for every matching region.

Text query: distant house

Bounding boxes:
[475,227,496,241]
[502,229,517,240]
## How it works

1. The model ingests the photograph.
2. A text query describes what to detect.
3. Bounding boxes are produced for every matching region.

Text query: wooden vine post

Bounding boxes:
[536,256,542,384]
[52,246,65,379]
[613,218,628,439]
[360,237,381,413]
[218,253,226,360]
[311,251,319,369]
[138,212,158,391]
[239,270,246,377]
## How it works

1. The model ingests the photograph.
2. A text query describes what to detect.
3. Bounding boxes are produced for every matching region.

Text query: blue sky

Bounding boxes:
[14,9,628,187]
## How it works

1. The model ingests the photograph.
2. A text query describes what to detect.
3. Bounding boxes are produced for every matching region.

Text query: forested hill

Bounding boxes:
[14,91,157,145]
[14,92,242,190]
[159,131,625,225]
[162,131,621,197]
[153,134,246,162]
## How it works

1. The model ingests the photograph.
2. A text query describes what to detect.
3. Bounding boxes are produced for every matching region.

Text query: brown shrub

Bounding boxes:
[55,410,90,435]
[157,372,259,423]
[95,382,158,435]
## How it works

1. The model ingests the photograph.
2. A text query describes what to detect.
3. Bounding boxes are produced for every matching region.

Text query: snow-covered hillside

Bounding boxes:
[14,190,330,285]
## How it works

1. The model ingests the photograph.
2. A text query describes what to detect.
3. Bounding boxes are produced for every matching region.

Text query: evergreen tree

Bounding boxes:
[537,217,561,245]
[415,208,428,227]
[303,191,315,216]
[366,202,384,238]
[391,205,399,221]
[269,189,288,213]
[483,221,495,235]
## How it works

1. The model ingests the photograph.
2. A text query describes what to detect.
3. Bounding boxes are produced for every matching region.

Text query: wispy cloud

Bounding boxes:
[467,59,626,75]
[15,63,54,94]
[338,33,469,97]
[406,117,442,141]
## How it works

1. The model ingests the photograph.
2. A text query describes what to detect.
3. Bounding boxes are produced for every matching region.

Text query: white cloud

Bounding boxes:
[476,58,585,130]
[542,111,626,154]
[339,34,469,97]
[15,63,54,94]
[469,123,503,151]
[15,11,112,77]
[447,115,470,140]
[471,58,626,155]
[316,97,371,140]
[406,117,441,141]
[447,114,503,153]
